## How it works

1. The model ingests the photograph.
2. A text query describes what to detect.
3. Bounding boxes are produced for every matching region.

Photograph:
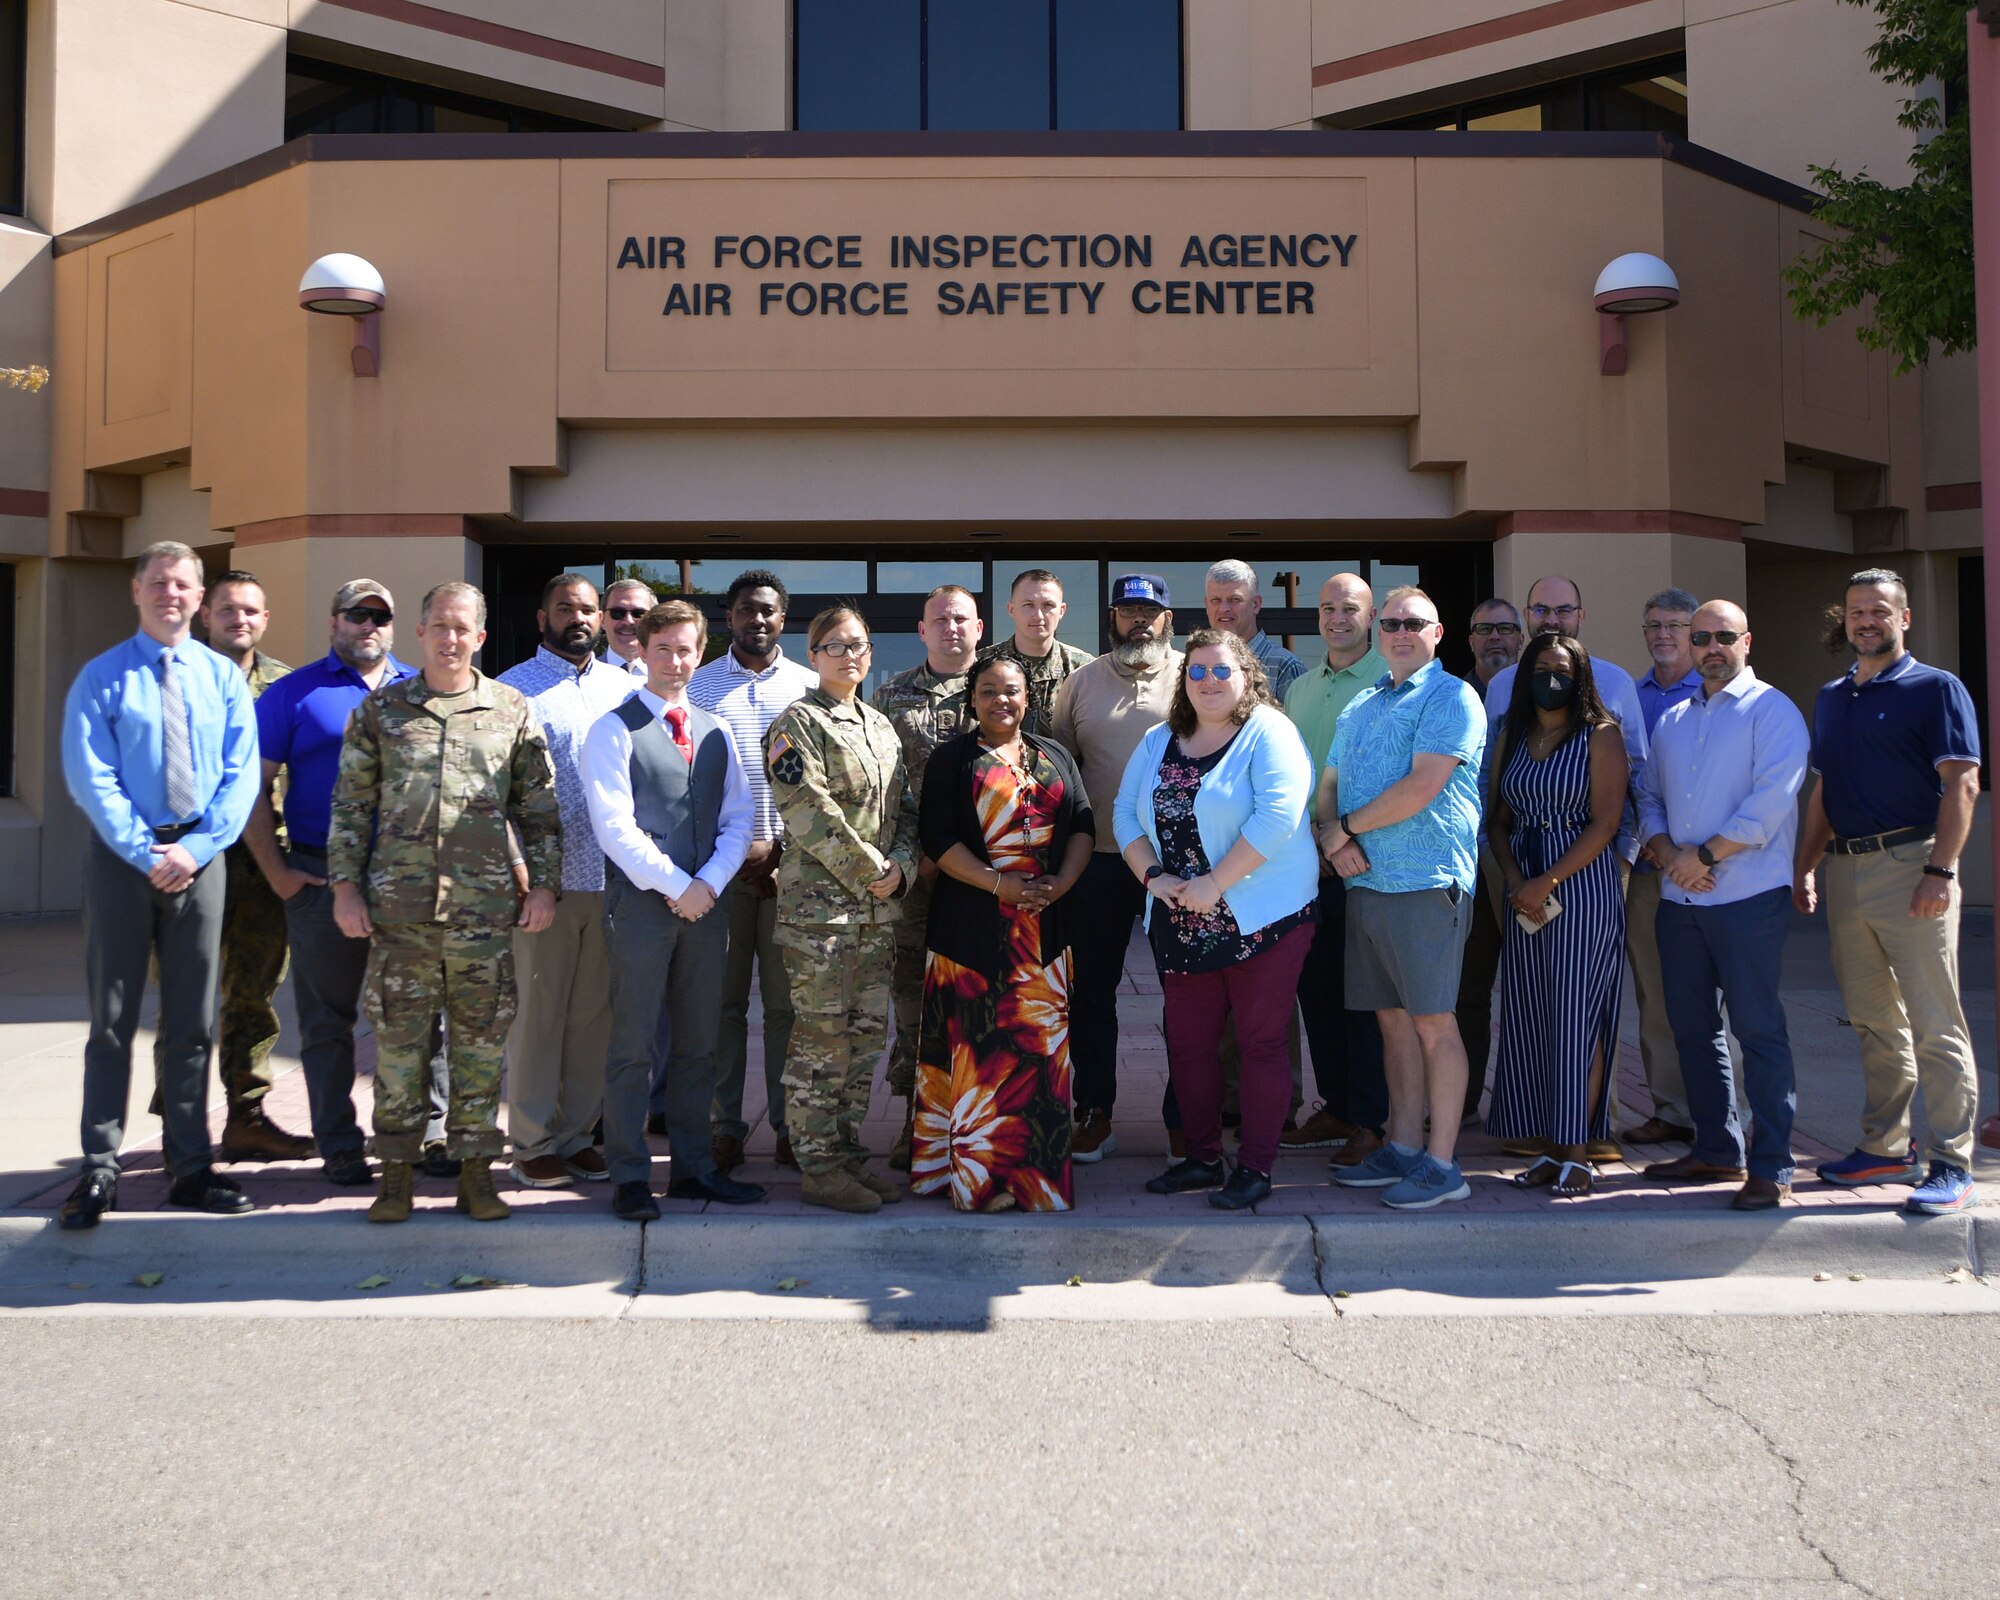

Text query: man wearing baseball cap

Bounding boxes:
[1049,573,1183,1161]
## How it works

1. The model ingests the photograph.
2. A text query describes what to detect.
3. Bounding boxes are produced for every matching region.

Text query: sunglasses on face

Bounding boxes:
[339,607,393,627]
[1690,630,1744,647]
[1471,621,1521,637]
[1186,662,1234,681]
[1378,616,1436,633]
[605,606,648,621]
[815,639,871,658]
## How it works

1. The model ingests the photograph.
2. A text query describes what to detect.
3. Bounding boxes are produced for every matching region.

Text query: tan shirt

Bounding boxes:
[1050,647,1184,852]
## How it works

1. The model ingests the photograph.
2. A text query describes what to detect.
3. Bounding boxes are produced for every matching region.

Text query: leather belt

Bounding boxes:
[154,822,198,843]
[1826,826,1929,857]
[292,843,328,859]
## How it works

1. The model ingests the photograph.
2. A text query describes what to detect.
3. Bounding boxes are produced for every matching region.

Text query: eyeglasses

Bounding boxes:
[1186,662,1234,681]
[1526,603,1581,620]
[1378,616,1437,633]
[1642,620,1691,634]
[1112,605,1164,622]
[605,606,649,621]
[1690,630,1744,647]
[815,639,872,658]
[1470,621,1521,637]
[338,606,393,627]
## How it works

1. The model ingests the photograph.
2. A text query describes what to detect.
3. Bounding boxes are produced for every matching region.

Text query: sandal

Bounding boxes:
[1551,1160,1594,1198]
[1511,1156,1562,1189]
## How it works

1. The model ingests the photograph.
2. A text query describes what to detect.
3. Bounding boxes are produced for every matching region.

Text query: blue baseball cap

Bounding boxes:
[1110,572,1170,609]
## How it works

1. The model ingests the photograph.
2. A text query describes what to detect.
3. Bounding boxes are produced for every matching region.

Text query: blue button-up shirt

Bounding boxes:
[63,632,260,872]
[254,650,415,849]
[688,644,819,843]
[1637,666,1809,907]
[1810,653,1982,839]
[1637,664,1703,736]
[1330,658,1486,894]
[497,645,640,892]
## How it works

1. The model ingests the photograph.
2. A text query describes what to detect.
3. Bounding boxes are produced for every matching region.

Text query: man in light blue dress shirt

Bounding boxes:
[1636,600,1810,1210]
[58,541,261,1227]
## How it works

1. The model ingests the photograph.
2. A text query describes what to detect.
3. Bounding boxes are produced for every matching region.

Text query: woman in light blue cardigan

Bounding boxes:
[1112,629,1321,1209]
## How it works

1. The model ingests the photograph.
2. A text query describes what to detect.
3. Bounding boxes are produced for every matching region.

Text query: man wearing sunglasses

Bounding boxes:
[1637,601,1809,1210]
[602,578,656,678]
[243,580,430,1187]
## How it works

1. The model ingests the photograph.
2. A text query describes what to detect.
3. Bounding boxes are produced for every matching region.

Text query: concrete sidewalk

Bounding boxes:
[2,908,1994,1317]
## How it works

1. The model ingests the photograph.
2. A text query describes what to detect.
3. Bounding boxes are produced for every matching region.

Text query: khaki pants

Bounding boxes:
[503,889,610,1162]
[1625,867,1692,1129]
[1825,839,1978,1170]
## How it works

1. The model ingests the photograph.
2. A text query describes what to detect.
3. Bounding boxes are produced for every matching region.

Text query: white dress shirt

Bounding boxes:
[1637,666,1809,907]
[581,687,753,900]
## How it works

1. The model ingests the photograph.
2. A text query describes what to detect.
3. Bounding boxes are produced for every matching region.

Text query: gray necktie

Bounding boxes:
[160,649,197,822]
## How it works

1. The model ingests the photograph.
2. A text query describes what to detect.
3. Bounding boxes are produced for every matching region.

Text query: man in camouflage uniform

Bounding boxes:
[768,611,920,1213]
[870,584,982,1168]
[150,571,314,1161]
[987,567,1096,743]
[328,581,561,1223]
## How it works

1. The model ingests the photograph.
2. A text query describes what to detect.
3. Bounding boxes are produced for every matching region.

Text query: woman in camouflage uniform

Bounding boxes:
[765,607,920,1214]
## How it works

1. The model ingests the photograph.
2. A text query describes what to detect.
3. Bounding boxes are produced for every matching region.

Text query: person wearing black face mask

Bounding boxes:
[1484,633,1629,1198]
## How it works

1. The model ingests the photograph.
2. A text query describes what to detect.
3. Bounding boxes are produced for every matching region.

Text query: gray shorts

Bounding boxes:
[1345,884,1472,1016]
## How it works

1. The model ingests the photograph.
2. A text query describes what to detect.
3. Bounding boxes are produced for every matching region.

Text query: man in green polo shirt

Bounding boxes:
[1280,572,1390,1159]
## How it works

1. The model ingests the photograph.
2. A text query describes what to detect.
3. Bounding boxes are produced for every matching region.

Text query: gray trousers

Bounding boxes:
[81,835,224,1180]
[604,878,728,1187]
[708,879,797,1141]
[284,848,445,1152]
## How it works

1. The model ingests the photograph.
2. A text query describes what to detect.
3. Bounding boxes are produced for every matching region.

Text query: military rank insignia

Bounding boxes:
[769,730,805,786]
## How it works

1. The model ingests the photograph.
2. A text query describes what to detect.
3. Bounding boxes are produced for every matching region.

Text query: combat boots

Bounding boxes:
[455,1157,512,1221]
[887,1100,916,1172]
[800,1168,882,1214]
[367,1160,414,1224]
[219,1107,315,1163]
[847,1162,905,1205]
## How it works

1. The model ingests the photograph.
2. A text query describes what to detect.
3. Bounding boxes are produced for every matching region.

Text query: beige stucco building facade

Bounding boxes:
[0,0,1986,911]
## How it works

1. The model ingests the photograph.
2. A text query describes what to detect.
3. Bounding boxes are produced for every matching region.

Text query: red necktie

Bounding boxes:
[665,705,692,763]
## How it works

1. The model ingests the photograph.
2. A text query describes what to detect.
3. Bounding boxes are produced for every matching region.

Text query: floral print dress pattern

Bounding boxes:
[911,746,1074,1212]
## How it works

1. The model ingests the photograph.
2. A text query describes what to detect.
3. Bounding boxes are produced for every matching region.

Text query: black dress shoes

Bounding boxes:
[58,1170,117,1230]
[612,1181,661,1222]
[1145,1157,1226,1195]
[167,1166,254,1215]
[1210,1165,1272,1210]
[667,1171,767,1205]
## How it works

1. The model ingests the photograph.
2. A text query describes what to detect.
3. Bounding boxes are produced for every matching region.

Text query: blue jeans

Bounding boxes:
[1655,886,1796,1183]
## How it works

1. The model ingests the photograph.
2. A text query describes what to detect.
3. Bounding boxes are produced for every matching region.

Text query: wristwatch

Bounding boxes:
[1143,864,1165,884]
[1923,864,1956,881]
[1339,813,1359,839]
[1696,844,1717,868]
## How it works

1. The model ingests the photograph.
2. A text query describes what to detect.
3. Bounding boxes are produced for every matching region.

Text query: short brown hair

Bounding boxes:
[420,580,487,628]
[133,540,199,581]
[638,599,707,650]
[1166,629,1279,737]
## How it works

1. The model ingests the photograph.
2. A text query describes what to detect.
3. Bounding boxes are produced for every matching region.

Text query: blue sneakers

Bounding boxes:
[1815,1146,1922,1187]
[1906,1162,1977,1215]
[1332,1142,1418,1189]
[1382,1154,1472,1211]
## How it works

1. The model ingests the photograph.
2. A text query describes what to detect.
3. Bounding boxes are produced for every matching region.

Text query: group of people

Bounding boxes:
[55,540,1983,1229]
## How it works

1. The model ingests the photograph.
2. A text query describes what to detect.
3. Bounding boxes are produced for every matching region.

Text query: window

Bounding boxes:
[1379,54,1687,138]
[284,57,609,140]
[1,0,23,216]
[794,0,1181,132]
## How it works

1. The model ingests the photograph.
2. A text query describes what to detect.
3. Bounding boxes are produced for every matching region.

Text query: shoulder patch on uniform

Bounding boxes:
[769,730,805,786]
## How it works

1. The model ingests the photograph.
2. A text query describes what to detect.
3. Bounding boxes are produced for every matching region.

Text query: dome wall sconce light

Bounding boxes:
[299,253,386,377]
[1594,253,1679,377]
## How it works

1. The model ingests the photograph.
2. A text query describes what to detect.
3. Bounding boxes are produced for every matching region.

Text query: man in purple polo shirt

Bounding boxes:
[1795,568,1983,1214]
[242,579,440,1186]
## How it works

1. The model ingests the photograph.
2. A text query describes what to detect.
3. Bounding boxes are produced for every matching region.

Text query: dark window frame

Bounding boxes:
[1,0,24,217]
[1374,52,1687,137]
[791,0,1184,133]
[0,560,14,797]
[283,55,611,141]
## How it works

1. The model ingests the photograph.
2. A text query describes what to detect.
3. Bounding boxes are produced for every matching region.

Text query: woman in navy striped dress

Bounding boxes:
[1486,634,1630,1198]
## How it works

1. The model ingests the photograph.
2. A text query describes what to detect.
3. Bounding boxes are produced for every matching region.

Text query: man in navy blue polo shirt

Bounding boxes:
[241,579,437,1186]
[1794,568,1982,1214]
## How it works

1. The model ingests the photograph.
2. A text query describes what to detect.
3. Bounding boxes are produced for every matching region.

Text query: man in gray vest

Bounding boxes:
[583,600,762,1219]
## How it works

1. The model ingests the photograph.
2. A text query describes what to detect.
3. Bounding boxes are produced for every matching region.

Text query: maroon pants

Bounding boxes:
[1161,922,1317,1175]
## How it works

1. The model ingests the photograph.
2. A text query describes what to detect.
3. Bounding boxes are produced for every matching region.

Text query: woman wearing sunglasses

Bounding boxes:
[1113,629,1319,1208]
[763,606,918,1214]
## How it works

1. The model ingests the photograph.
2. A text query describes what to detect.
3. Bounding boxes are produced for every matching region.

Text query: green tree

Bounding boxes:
[1783,0,1972,373]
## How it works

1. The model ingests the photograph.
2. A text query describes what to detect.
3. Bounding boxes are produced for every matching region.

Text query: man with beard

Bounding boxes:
[602,578,655,678]
[498,574,638,1188]
[1050,573,1184,1161]
[1796,569,1982,1215]
[244,580,433,1186]
[689,569,817,1172]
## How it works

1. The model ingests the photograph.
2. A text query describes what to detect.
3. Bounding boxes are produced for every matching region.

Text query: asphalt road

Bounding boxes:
[4,1315,1993,1598]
